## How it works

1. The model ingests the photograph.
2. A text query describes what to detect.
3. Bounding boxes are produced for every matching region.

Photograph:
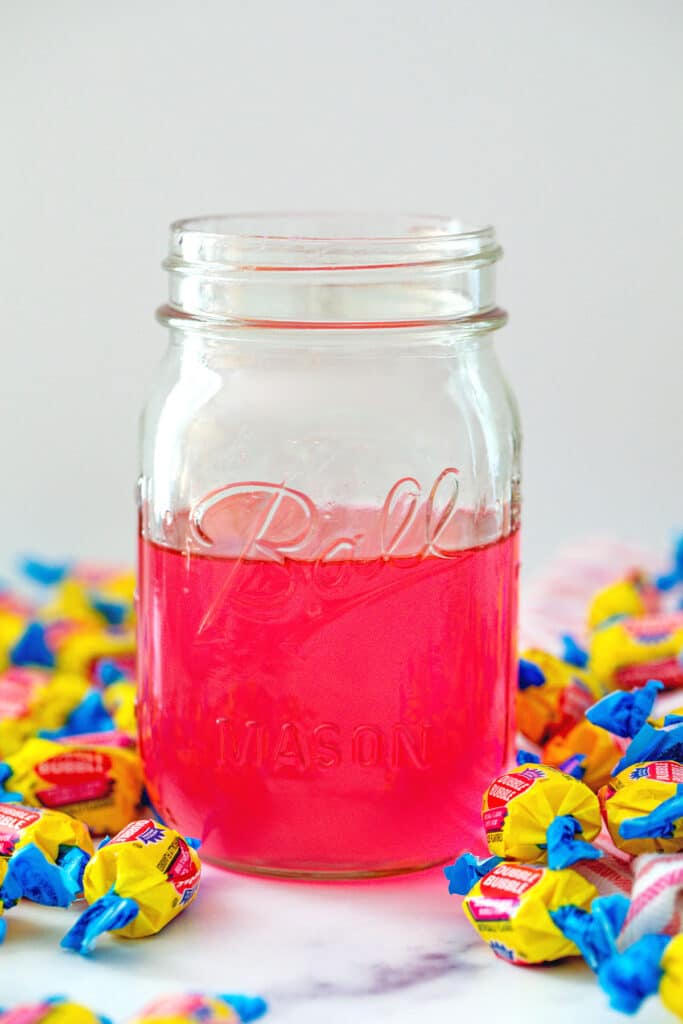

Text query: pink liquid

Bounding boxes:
[138,522,519,877]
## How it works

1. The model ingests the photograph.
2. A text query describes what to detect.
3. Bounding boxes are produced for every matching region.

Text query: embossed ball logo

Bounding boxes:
[189,468,460,628]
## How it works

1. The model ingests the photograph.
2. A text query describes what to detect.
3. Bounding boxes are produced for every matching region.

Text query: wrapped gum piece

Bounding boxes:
[128,994,267,1023]
[61,818,201,954]
[0,736,143,835]
[587,572,660,631]
[445,855,598,965]
[482,764,602,868]
[0,802,93,908]
[599,760,683,855]
[589,612,683,690]
[0,997,112,1024]
[517,650,604,745]
[543,719,627,792]
[0,667,89,758]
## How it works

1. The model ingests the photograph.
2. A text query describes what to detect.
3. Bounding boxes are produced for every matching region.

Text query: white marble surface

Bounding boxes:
[0,863,673,1023]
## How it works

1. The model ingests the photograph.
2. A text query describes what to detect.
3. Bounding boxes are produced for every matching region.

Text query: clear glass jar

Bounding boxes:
[138,213,521,879]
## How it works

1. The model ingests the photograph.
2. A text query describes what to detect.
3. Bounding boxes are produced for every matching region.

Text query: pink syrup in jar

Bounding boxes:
[138,479,519,878]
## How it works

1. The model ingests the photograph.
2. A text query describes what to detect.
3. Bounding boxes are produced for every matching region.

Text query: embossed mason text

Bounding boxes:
[216,718,433,772]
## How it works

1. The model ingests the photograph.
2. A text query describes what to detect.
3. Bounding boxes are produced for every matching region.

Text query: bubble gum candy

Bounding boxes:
[445,855,598,964]
[0,802,93,908]
[482,764,602,868]
[598,933,683,1019]
[0,736,143,834]
[543,719,627,792]
[128,993,267,1023]
[517,650,604,745]
[599,761,683,855]
[0,668,89,758]
[589,612,683,690]
[0,996,112,1023]
[61,818,201,954]
[587,572,660,631]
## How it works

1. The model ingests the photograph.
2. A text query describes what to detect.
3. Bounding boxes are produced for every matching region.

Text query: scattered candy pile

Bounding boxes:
[0,558,208,955]
[446,537,683,1020]
[0,992,268,1023]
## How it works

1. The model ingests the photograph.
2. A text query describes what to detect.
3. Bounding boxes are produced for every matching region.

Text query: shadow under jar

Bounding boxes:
[137,212,521,879]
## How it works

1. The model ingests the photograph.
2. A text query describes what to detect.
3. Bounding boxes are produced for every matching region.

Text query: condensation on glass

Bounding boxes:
[137,213,521,879]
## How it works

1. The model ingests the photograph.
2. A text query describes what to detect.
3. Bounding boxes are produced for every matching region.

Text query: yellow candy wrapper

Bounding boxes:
[0,802,93,908]
[0,610,29,672]
[0,998,111,1023]
[599,760,683,855]
[102,681,137,736]
[589,612,683,690]
[42,572,135,630]
[543,719,626,792]
[61,818,201,954]
[0,736,143,834]
[517,649,604,744]
[587,573,660,631]
[0,667,89,758]
[128,993,267,1023]
[660,933,683,1020]
[482,764,602,867]
[51,621,136,677]
[455,858,598,965]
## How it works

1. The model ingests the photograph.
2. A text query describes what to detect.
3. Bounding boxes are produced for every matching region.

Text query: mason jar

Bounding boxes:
[137,213,521,878]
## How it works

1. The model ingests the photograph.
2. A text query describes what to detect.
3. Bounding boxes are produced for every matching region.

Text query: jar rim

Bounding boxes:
[166,211,500,270]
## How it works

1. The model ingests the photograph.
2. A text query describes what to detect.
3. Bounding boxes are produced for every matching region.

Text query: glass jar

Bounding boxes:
[138,213,521,879]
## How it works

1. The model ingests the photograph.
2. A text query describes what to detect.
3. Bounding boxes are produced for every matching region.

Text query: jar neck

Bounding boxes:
[159,212,506,332]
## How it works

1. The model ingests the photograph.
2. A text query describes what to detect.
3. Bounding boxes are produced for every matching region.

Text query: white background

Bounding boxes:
[2,0,683,572]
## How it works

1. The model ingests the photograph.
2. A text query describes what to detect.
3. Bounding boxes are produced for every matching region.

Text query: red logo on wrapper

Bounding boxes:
[32,751,113,809]
[616,658,683,691]
[35,750,112,784]
[633,761,683,784]
[0,804,42,856]
[480,862,544,899]
[109,819,165,846]
[36,778,113,808]
[486,768,544,809]
[0,805,42,834]
[166,838,201,903]
[468,865,543,924]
